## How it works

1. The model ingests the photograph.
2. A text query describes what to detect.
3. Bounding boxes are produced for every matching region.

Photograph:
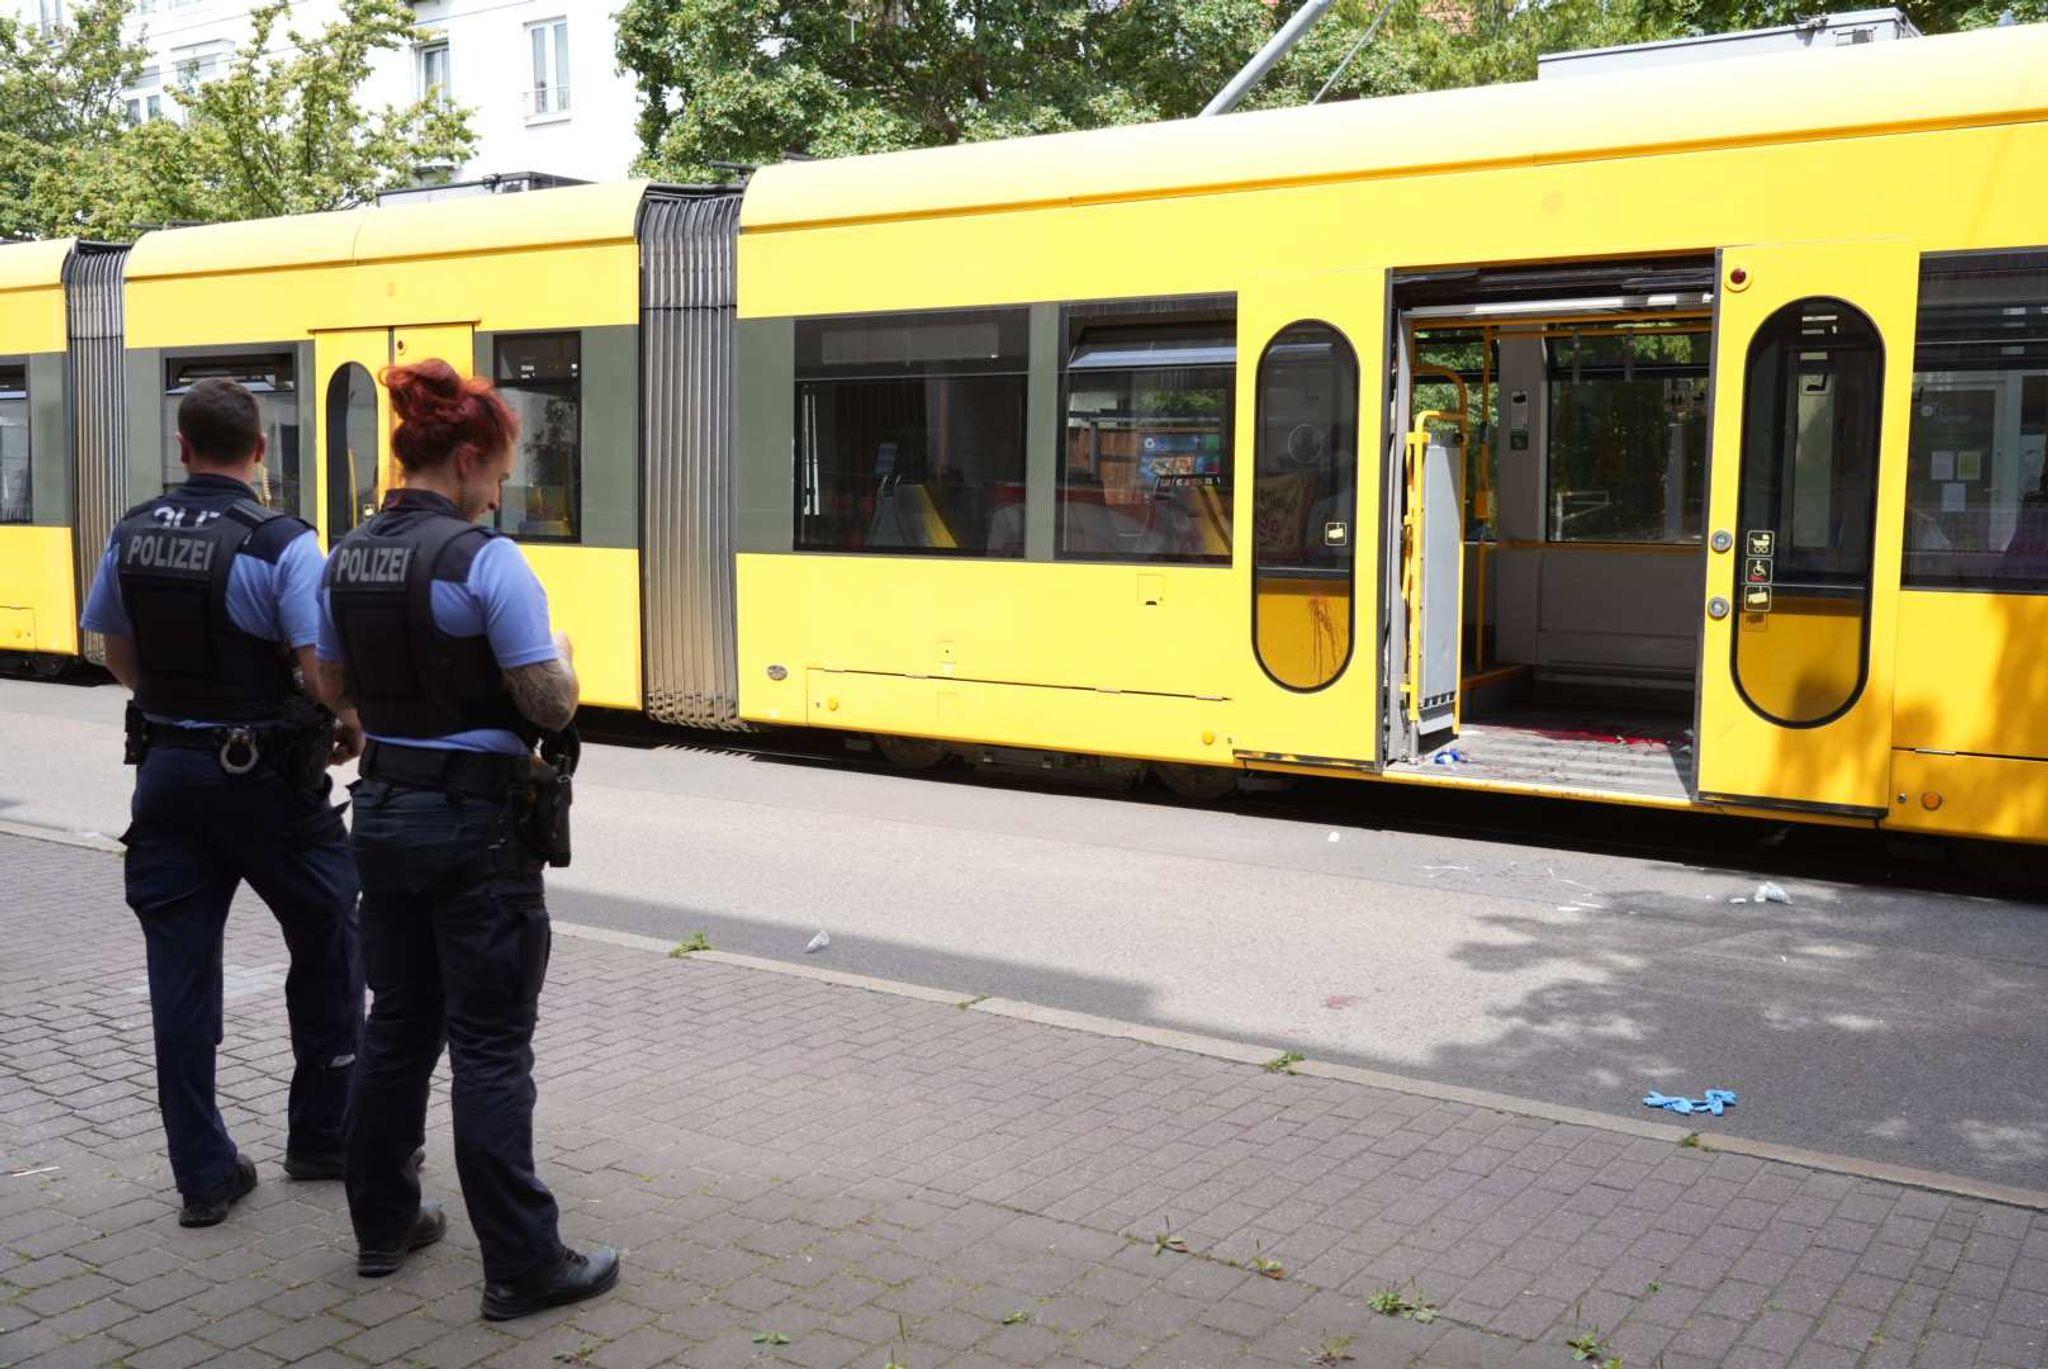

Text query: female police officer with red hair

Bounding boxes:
[316,359,617,1320]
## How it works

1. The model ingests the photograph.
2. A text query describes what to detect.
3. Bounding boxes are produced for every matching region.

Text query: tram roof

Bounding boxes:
[740,21,2048,234]
[0,237,75,296]
[124,180,651,281]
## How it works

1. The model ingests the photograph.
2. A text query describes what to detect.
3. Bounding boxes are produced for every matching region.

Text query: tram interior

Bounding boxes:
[1391,300,1713,801]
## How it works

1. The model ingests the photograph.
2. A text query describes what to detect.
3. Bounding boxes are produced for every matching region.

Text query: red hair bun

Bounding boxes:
[381,359,519,474]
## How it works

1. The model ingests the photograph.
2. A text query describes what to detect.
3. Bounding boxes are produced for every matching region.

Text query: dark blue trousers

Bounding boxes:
[343,779,564,1284]
[124,748,362,1199]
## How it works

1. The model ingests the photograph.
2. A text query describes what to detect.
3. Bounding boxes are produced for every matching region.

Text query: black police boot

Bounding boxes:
[285,1145,425,1182]
[357,1200,447,1277]
[480,1246,620,1321]
[178,1153,258,1228]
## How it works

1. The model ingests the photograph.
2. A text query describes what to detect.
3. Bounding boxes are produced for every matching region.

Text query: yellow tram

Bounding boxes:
[1,22,2045,845]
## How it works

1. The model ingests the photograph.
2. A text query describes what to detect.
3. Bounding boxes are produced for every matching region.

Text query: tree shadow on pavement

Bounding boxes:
[548,874,2048,1192]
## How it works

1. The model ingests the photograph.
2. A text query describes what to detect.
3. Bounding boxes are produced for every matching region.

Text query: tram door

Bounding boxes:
[1694,242,1915,816]
[311,325,477,546]
[313,329,392,545]
[1235,272,1382,769]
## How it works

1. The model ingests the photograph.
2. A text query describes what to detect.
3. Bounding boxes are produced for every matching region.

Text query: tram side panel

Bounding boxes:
[116,187,655,712]
[725,34,2048,846]
[0,239,83,666]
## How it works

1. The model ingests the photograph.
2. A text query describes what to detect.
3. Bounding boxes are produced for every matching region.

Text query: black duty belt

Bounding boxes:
[359,739,531,798]
[143,721,288,775]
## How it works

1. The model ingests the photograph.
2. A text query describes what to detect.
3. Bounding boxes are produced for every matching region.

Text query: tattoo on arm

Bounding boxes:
[505,659,579,733]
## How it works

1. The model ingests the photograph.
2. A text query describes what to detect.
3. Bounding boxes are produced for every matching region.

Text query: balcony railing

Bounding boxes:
[524,85,571,118]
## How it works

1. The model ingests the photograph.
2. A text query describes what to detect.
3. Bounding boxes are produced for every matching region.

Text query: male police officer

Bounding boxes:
[81,378,363,1227]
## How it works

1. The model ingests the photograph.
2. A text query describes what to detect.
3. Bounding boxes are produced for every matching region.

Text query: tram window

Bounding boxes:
[794,309,1027,556]
[1732,298,1883,727]
[1254,322,1358,691]
[1546,327,1709,544]
[0,365,27,524]
[1903,250,2048,591]
[495,332,582,542]
[162,355,300,511]
[1060,302,1235,563]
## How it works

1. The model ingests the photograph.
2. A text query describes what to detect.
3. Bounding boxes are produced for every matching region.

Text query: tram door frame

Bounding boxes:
[1693,241,1916,817]
[311,323,479,548]
[312,328,393,547]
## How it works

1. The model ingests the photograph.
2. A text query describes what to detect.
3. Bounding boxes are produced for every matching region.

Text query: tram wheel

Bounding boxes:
[1152,762,1241,803]
[872,733,951,772]
[28,653,68,680]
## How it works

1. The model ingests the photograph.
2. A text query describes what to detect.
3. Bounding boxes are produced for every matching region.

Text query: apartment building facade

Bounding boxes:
[12,0,644,184]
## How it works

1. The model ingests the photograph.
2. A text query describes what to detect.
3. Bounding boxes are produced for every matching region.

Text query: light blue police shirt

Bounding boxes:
[80,525,325,728]
[316,535,558,756]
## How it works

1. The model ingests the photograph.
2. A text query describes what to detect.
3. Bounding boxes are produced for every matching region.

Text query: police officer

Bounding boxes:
[317,359,616,1318]
[80,378,363,1227]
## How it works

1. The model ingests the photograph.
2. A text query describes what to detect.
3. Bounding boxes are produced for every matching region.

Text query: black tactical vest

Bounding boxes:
[109,475,303,723]
[324,490,538,746]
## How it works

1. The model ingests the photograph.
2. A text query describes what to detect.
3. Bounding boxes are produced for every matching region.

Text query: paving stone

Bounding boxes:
[0,832,2033,1369]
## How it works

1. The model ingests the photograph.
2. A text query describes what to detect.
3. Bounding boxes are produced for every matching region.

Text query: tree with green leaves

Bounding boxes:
[134,0,476,226]
[614,0,1285,180]
[0,0,144,240]
[618,0,2037,182]
[3,0,475,240]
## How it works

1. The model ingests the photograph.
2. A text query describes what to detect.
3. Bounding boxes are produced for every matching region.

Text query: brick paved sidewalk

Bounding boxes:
[1,832,2044,1369]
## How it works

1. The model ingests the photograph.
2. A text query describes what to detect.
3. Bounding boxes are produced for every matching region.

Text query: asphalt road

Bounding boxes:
[4,674,2045,1190]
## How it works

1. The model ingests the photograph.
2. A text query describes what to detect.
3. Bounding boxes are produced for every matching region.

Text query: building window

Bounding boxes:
[494,333,581,542]
[125,69,164,124]
[1545,324,1709,543]
[417,41,450,102]
[36,0,62,31]
[1060,297,1235,563]
[1903,249,2048,591]
[161,355,300,512]
[794,309,1028,556]
[172,44,226,85]
[526,19,569,117]
[1,366,29,524]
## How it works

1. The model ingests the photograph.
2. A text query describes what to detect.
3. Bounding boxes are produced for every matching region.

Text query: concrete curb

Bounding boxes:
[688,947,971,1007]
[3,822,2041,1214]
[0,819,123,854]
[1703,1132,2048,1212]
[972,996,1282,1067]
[1294,1058,1690,1144]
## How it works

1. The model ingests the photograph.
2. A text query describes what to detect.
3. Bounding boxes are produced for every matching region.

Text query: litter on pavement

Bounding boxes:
[804,930,830,953]
[1730,881,1792,905]
[1643,1088,1738,1116]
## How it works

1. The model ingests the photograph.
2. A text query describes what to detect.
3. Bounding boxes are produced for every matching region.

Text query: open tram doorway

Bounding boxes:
[1381,258,1717,801]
